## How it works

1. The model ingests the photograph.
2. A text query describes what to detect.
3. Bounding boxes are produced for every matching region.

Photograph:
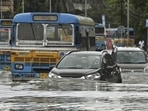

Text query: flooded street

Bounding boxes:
[0,71,148,111]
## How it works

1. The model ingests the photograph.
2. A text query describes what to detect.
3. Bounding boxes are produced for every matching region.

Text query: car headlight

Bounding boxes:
[81,73,101,80]
[15,64,24,70]
[48,72,61,78]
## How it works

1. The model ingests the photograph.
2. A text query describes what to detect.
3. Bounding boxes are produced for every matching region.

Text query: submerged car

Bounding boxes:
[112,47,148,72]
[49,51,122,83]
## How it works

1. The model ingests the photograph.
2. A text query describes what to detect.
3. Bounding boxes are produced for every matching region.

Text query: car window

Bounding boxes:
[132,51,146,63]
[57,54,101,69]
[57,55,80,68]
[116,51,146,63]
[116,52,127,63]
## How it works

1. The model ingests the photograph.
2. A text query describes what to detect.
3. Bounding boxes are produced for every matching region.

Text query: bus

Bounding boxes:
[0,19,12,71]
[95,23,106,51]
[95,23,113,51]
[106,27,135,47]
[11,12,96,80]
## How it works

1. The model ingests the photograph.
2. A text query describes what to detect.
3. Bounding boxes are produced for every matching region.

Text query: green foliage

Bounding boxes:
[13,0,148,42]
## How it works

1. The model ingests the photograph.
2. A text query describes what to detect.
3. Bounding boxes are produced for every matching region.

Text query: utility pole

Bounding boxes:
[120,0,123,25]
[22,0,24,13]
[85,0,87,17]
[127,0,129,39]
[49,0,51,12]
[0,0,2,19]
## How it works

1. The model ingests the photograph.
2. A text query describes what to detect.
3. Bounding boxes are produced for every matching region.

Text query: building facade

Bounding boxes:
[0,0,13,19]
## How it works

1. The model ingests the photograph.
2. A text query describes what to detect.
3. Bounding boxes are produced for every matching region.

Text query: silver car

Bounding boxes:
[112,47,148,72]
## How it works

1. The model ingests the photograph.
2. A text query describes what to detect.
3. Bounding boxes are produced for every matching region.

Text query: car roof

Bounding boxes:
[67,51,107,55]
[115,47,143,51]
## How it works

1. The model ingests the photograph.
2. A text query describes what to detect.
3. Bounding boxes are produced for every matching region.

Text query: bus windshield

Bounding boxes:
[17,23,73,46]
[95,27,104,34]
[18,23,43,40]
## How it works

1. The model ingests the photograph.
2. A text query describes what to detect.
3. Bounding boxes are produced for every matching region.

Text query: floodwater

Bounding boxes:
[0,71,148,111]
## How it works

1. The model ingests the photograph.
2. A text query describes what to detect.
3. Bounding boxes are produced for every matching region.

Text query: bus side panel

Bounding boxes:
[0,51,11,71]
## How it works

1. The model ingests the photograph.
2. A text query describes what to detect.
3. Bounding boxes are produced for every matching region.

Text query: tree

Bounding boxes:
[13,0,148,42]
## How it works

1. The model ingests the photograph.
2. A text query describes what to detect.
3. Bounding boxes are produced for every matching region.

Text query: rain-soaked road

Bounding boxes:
[0,71,148,111]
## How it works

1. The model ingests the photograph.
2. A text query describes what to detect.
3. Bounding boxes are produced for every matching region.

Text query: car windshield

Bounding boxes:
[57,54,101,69]
[116,51,146,63]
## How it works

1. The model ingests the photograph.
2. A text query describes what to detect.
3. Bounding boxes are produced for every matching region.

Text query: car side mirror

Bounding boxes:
[49,66,54,71]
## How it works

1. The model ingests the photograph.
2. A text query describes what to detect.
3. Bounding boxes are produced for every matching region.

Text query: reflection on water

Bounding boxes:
[0,71,148,110]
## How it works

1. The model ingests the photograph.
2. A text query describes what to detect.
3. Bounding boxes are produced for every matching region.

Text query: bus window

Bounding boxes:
[18,23,44,40]
[0,29,9,42]
[46,26,56,40]
[75,26,82,44]
[75,31,82,44]
[58,25,72,42]
[129,30,134,38]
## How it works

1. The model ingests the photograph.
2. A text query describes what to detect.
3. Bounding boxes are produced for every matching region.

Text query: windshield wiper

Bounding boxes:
[58,66,83,69]
[119,61,146,64]
[30,23,36,39]
[135,62,146,64]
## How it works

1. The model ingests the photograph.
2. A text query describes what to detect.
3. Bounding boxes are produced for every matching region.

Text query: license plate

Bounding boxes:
[40,73,48,78]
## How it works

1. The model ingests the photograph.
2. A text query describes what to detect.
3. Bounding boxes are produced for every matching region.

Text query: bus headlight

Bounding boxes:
[48,72,61,78]
[15,64,24,70]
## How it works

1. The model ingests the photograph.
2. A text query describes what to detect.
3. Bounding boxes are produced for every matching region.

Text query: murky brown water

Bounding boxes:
[0,71,148,111]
